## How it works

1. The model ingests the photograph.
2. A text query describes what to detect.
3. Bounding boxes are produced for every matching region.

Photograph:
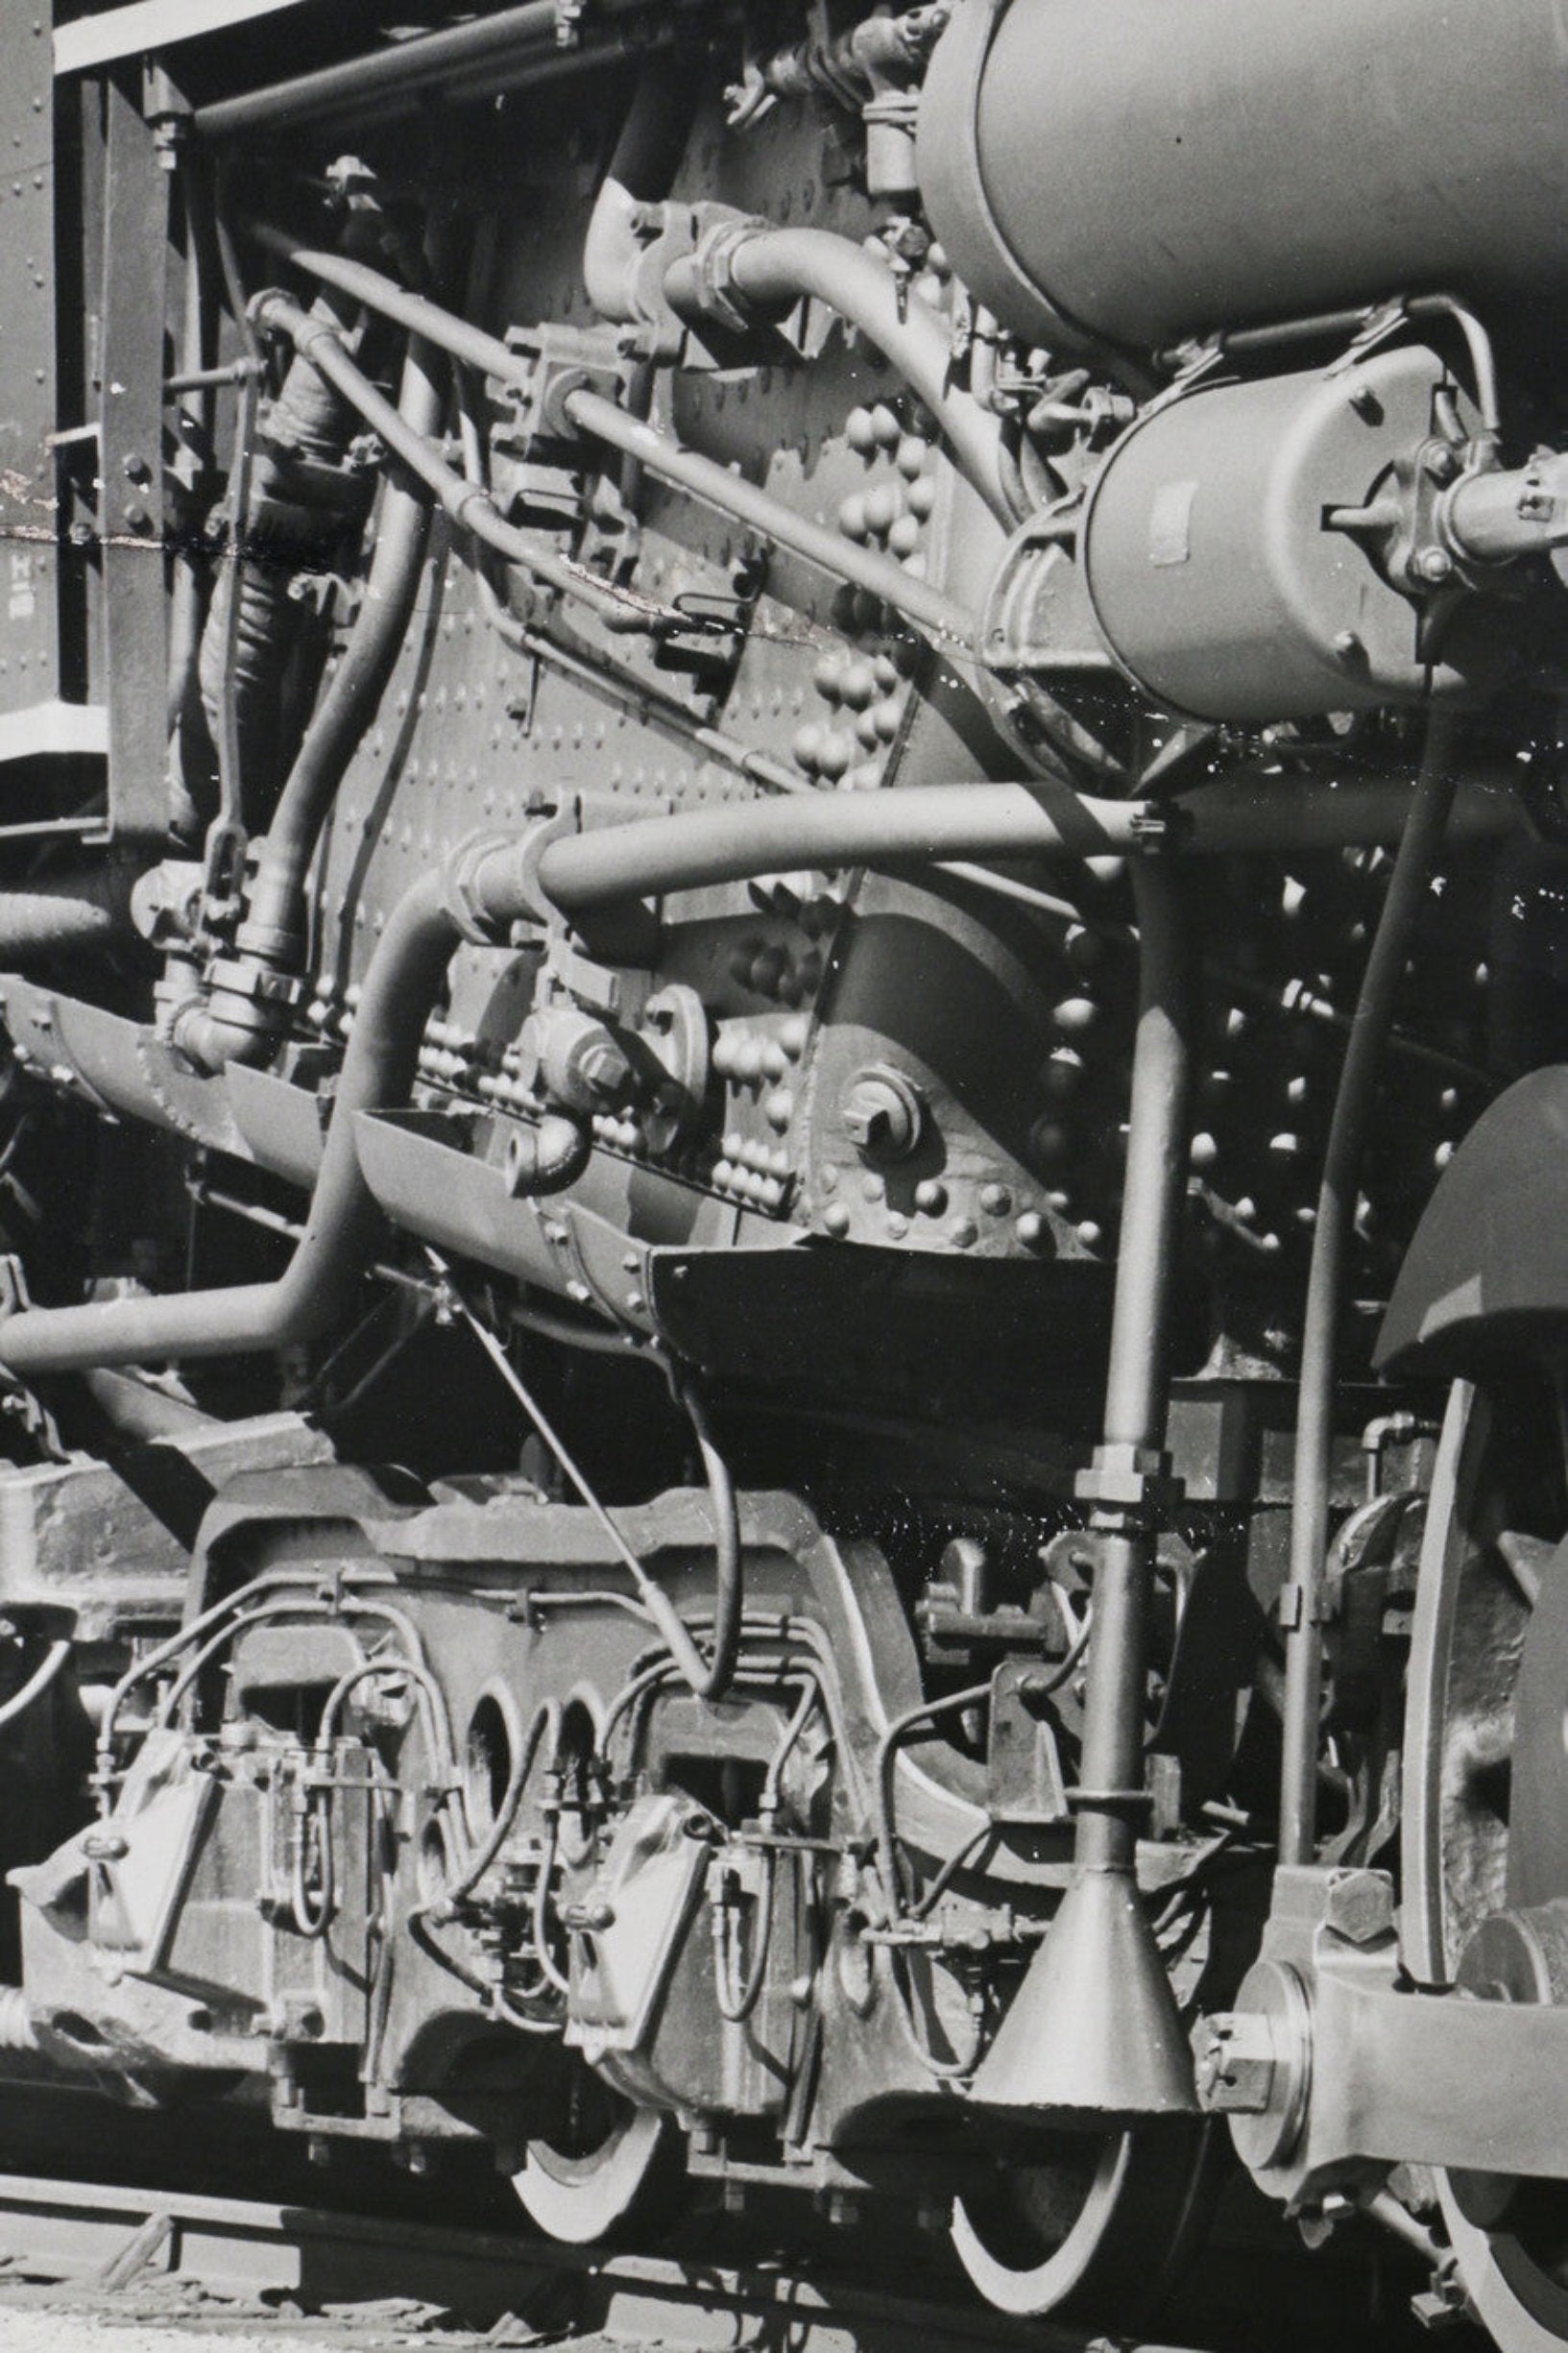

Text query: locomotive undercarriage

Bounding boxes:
[5,0,1568,2344]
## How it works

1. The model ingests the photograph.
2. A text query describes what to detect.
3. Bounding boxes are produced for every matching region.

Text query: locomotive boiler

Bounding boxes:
[0,0,1567,2341]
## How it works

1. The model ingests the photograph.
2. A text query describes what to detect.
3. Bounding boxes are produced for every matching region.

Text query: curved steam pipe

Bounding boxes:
[697,226,1010,525]
[0,838,581,1378]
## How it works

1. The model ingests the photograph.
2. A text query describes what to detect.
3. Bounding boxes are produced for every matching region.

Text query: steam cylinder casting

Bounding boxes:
[917,0,1568,353]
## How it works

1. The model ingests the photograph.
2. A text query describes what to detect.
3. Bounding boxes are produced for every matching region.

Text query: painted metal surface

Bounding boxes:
[54,0,324,75]
[0,11,60,733]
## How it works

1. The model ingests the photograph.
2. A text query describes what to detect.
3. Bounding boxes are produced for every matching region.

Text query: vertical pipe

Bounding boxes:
[166,176,212,740]
[970,859,1198,2116]
[1073,858,1194,1874]
[1278,708,1460,1864]
[239,326,448,970]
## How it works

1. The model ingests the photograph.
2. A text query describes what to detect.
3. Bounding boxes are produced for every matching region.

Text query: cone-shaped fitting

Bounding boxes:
[970,1864,1198,2118]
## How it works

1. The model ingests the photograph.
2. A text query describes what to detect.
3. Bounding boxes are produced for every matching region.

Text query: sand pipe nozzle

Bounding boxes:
[969,1856,1198,2119]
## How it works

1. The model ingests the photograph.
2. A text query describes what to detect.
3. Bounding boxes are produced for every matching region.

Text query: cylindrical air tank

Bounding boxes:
[917,0,1568,354]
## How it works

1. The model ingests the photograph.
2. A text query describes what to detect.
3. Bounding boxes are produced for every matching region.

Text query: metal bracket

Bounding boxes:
[1198,1864,1568,2212]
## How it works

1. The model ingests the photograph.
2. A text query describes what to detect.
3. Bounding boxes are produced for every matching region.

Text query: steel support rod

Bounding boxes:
[192,1,652,140]
[560,388,977,645]
[1277,706,1461,1866]
[246,238,977,648]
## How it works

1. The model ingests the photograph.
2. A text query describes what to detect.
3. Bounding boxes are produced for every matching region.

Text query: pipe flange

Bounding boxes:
[665,214,776,339]
[445,817,568,942]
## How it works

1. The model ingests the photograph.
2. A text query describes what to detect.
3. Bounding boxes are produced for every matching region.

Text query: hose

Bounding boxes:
[528,1807,571,1998]
[713,1847,776,2025]
[1277,706,1461,1866]
[446,1288,743,1705]
[873,1680,993,1919]
[290,1783,335,1938]
[246,331,447,958]
[444,1698,561,1908]
[177,327,453,1075]
[314,1653,454,1774]
[193,254,377,835]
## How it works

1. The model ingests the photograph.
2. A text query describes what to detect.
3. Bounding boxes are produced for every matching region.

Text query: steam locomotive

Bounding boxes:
[0,0,1565,2341]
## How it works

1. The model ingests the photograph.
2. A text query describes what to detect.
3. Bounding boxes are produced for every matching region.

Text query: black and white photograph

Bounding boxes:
[0,6,1557,2349]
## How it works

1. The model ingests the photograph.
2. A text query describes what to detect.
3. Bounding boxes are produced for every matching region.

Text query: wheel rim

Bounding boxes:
[512,2071,668,2246]
[1405,1373,1568,2351]
[951,2121,1212,2320]
[952,2135,1132,2316]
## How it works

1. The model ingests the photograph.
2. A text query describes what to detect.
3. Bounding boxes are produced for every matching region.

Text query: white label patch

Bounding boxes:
[1148,478,1196,568]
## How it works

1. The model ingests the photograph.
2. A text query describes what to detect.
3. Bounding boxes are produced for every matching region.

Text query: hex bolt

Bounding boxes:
[838,1063,924,1160]
[1191,2014,1276,2113]
[575,1037,632,1101]
[1322,1868,1396,1946]
[1411,545,1454,586]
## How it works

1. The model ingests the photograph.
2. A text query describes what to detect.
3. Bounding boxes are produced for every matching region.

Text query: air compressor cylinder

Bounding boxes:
[917,0,1568,354]
[1076,345,1508,722]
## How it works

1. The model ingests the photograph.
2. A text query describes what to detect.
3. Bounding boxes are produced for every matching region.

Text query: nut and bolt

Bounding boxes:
[838,1063,923,1161]
[1411,545,1455,587]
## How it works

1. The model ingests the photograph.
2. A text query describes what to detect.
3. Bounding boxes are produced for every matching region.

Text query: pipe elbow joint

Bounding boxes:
[582,179,647,326]
[167,994,271,1077]
[165,951,298,1075]
[502,1110,591,1199]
